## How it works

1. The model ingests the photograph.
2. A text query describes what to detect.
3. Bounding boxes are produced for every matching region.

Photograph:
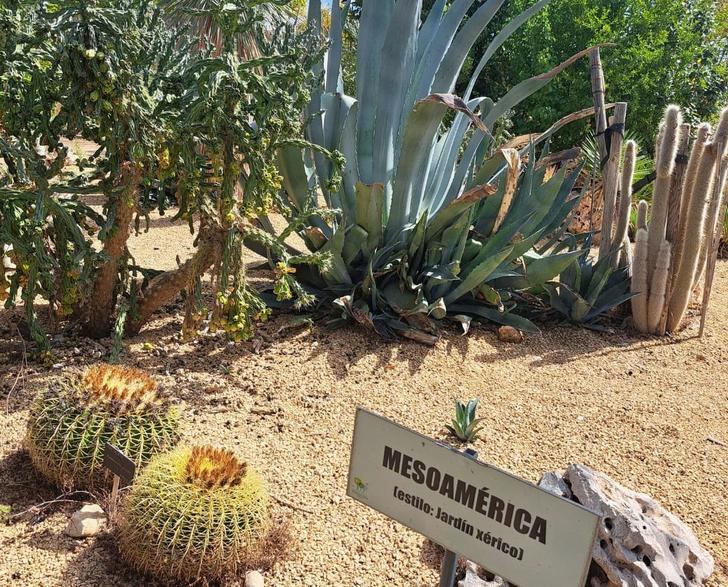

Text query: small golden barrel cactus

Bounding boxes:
[26,364,180,489]
[119,445,271,583]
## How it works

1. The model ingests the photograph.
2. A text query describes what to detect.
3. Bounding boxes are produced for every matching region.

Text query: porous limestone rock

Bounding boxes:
[540,464,714,587]
[458,561,509,587]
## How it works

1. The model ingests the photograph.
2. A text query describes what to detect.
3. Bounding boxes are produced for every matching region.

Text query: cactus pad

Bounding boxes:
[25,364,180,490]
[119,445,271,583]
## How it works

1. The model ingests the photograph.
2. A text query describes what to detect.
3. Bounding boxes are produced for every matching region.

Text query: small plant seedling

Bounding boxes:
[446,399,485,442]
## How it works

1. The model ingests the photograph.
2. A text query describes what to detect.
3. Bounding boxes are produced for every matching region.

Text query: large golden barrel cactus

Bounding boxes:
[25,364,180,489]
[119,445,272,583]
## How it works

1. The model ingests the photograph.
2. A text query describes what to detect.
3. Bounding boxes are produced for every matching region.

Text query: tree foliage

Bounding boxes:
[462,0,728,149]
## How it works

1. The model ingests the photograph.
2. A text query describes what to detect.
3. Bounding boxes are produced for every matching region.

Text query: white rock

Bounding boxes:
[562,464,714,586]
[245,570,264,587]
[65,504,107,538]
[458,561,510,587]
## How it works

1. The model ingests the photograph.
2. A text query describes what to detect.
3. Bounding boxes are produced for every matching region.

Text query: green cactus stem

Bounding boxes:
[119,445,279,583]
[25,364,180,490]
[631,227,649,332]
[647,240,671,334]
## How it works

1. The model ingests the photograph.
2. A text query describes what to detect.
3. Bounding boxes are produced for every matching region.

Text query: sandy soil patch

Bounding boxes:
[1,211,726,586]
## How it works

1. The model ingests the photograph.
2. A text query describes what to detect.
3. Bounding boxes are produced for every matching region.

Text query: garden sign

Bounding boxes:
[347,408,600,587]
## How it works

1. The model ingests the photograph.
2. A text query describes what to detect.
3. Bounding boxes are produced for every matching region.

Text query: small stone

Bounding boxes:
[245,570,264,587]
[497,326,523,344]
[65,504,107,538]
[537,471,572,499]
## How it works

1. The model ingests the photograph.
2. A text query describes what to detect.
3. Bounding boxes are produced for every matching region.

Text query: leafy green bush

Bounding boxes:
[0,0,324,348]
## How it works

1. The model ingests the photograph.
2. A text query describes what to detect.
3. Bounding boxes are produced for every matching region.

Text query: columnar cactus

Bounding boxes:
[672,123,711,278]
[637,200,649,230]
[695,154,728,284]
[612,140,637,270]
[667,107,728,332]
[647,106,681,284]
[629,106,728,334]
[26,364,180,489]
[647,240,671,333]
[119,445,274,583]
[630,228,649,332]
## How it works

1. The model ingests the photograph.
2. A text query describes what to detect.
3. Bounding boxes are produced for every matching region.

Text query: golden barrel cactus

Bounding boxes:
[119,445,272,583]
[25,364,180,489]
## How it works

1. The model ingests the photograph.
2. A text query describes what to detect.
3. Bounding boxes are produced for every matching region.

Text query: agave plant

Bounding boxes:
[260,0,597,343]
[540,233,633,328]
[446,399,485,443]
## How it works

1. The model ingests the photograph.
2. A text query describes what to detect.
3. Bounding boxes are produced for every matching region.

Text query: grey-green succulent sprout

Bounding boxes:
[446,399,485,443]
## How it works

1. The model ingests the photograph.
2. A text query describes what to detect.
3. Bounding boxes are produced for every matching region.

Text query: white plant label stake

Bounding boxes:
[347,408,599,587]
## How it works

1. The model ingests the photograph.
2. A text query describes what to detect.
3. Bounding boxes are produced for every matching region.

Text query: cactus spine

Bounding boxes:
[666,108,728,332]
[647,106,681,284]
[647,240,671,333]
[630,228,649,332]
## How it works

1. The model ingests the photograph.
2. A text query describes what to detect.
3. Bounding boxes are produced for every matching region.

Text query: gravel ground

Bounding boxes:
[1,211,727,586]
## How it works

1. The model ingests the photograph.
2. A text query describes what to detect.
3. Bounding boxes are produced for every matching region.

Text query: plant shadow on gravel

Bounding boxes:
[0,449,55,513]
[59,533,163,587]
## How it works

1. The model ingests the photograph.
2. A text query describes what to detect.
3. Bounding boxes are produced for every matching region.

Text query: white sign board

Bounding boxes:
[347,408,599,587]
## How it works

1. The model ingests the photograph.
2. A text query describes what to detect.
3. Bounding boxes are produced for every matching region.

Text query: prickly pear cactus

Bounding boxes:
[119,445,271,583]
[25,364,180,490]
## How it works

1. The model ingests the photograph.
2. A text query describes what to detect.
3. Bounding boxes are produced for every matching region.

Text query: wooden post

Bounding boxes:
[589,49,608,165]
[110,474,120,515]
[598,103,628,259]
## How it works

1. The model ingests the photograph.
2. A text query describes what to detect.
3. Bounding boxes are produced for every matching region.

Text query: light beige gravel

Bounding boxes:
[0,213,726,586]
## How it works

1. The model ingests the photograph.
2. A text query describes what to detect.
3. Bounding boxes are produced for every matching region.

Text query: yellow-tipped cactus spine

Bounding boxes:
[25,364,180,490]
[119,445,275,583]
[647,240,671,334]
[631,228,649,332]
[647,105,681,283]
